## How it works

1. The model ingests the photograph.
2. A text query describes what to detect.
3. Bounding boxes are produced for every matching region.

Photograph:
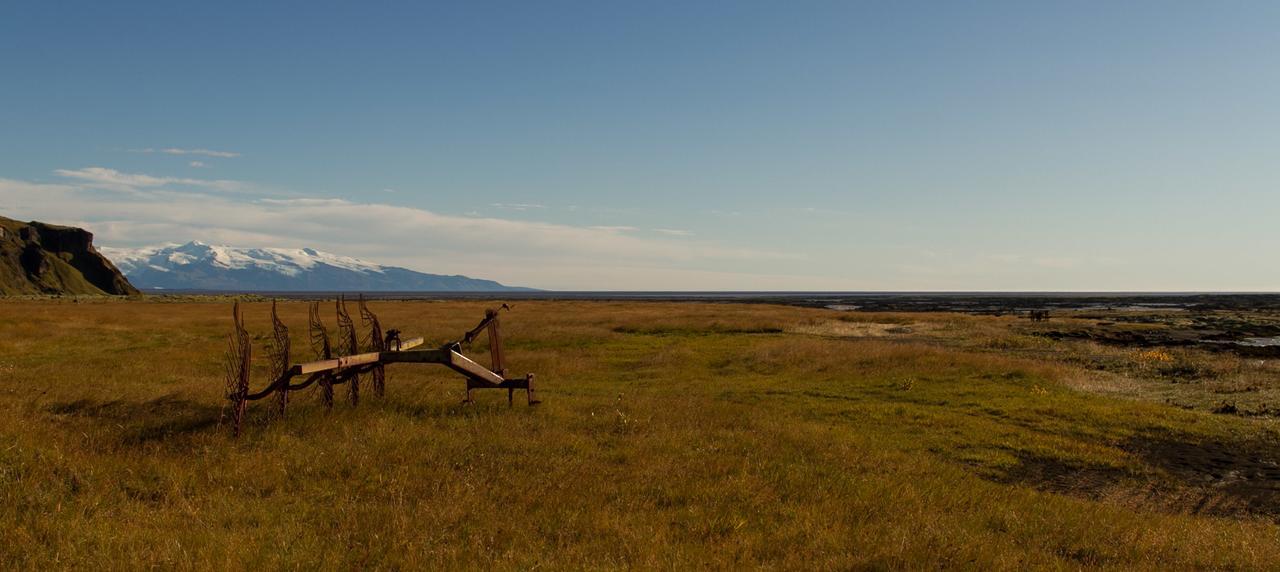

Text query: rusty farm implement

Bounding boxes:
[222,297,538,436]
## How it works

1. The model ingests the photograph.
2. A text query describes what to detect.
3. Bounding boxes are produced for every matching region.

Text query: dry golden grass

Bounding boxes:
[0,298,1277,569]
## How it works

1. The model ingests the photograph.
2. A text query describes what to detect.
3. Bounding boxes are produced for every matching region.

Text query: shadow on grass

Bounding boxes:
[47,394,224,444]
[982,449,1132,500]
[382,398,527,420]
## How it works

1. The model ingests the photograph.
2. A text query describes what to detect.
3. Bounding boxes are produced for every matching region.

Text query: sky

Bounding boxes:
[2,1,1279,291]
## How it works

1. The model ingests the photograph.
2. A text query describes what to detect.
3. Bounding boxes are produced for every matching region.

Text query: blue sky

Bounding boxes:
[2,1,1278,290]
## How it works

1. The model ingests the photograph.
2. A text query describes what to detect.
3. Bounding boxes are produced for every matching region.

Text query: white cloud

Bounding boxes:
[588,225,638,232]
[246,198,765,263]
[189,161,207,168]
[653,228,694,237]
[0,178,78,192]
[132,147,241,158]
[53,167,245,193]
[0,174,801,289]
[489,202,546,211]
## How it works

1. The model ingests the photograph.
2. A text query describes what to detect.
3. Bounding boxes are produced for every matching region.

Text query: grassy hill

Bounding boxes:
[0,299,1276,568]
[0,216,138,296]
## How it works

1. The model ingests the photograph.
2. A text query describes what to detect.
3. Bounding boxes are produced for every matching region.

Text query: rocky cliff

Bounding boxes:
[0,216,139,296]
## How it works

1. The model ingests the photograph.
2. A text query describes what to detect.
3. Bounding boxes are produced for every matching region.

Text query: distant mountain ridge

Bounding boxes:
[99,242,532,292]
[0,215,139,296]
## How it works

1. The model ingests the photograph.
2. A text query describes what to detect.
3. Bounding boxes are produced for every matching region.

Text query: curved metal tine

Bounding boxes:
[309,301,335,409]
[336,296,360,406]
[359,295,386,397]
[222,301,252,437]
[267,300,291,420]
[359,295,384,351]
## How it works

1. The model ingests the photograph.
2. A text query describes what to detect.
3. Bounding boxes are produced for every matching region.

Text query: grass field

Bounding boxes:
[1,298,1278,569]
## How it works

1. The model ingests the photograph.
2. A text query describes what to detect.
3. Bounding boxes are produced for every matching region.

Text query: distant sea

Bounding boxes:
[146,290,1280,312]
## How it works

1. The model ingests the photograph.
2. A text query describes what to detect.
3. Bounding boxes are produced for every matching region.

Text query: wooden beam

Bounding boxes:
[446,350,505,384]
[488,317,505,375]
[291,351,382,375]
[287,335,426,375]
[393,337,425,351]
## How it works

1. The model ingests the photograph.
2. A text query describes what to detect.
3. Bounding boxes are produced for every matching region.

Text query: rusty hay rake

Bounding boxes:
[222,297,538,436]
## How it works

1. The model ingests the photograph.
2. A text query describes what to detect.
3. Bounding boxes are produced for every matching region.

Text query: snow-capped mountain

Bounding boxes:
[98,241,531,292]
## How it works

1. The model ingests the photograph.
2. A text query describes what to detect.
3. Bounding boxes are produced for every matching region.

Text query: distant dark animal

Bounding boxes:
[1028,310,1050,322]
[385,329,402,351]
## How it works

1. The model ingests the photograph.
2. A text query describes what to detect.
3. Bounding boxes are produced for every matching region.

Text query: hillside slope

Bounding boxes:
[0,216,139,296]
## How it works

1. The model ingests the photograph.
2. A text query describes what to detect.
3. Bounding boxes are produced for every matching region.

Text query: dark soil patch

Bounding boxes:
[1123,431,1280,520]
[978,431,1280,521]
